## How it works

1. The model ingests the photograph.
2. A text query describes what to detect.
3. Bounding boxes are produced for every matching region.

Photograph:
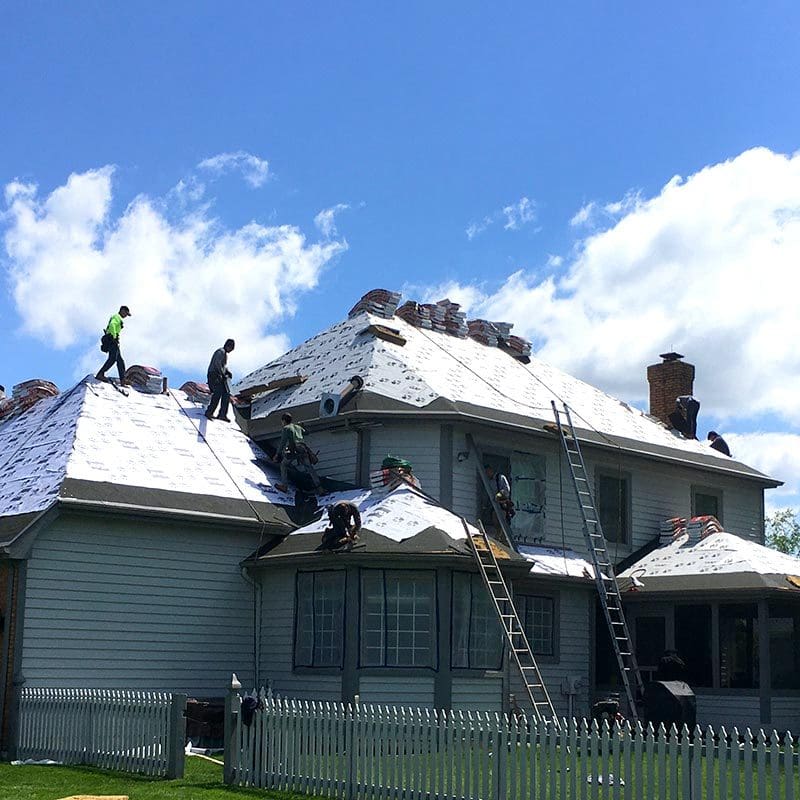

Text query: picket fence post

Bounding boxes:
[223,673,242,785]
[166,693,187,779]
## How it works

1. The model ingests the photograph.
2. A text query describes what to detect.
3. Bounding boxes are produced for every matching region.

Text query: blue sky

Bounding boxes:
[2,2,800,510]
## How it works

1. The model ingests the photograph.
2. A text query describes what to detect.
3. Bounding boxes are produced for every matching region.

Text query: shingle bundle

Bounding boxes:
[125,365,164,394]
[501,334,532,359]
[0,379,60,423]
[467,318,532,360]
[686,515,723,544]
[659,517,687,545]
[181,381,212,403]
[348,289,402,320]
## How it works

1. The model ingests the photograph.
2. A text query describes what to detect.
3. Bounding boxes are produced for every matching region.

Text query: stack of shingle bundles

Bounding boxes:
[347,289,402,320]
[467,319,501,346]
[181,381,212,403]
[660,517,687,545]
[687,515,723,544]
[501,334,533,360]
[420,303,447,331]
[436,299,468,338]
[397,301,434,329]
[0,379,60,423]
[125,365,164,394]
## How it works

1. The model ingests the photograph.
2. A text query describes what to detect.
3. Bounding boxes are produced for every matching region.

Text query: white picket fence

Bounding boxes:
[225,693,800,799]
[17,688,187,778]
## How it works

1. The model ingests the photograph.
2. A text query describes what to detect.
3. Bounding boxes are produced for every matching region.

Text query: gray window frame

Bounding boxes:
[451,571,504,671]
[517,593,559,662]
[595,468,632,544]
[691,485,724,524]
[293,570,346,669]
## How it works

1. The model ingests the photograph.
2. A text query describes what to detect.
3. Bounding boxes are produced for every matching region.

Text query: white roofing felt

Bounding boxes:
[238,312,736,463]
[619,532,800,579]
[290,484,472,543]
[0,378,294,520]
[517,544,598,580]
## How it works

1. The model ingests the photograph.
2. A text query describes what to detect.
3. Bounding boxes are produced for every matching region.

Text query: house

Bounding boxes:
[0,379,296,754]
[234,290,793,730]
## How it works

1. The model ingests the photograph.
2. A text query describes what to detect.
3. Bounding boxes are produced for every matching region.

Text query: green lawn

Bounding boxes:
[0,756,317,800]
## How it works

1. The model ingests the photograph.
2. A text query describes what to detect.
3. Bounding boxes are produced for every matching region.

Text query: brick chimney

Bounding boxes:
[647,352,695,426]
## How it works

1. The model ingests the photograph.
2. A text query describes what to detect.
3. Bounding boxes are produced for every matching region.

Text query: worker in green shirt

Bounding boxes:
[96,305,132,385]
[274,412,322,493]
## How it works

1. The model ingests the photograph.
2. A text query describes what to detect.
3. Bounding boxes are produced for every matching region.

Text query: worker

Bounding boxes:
[95,305,132,385]
[485,465,516,523]
[668,394,700,439]
[205,339,235,422]
[274,413,323,493]
[380,455,421,488]
[707,431,731,457]
[321,501,362,547]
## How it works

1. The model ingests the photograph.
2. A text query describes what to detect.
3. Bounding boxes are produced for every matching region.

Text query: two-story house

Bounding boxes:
[236,290,797,731]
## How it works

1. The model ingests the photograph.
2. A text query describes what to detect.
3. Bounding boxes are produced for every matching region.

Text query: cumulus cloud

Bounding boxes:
[466,195,537,239]
[2,166,346,377]
[726,432,800,511]
[197,151,270,188]
[314,203,350,238]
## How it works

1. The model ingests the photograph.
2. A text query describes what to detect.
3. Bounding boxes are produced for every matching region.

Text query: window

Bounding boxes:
[451,572,503,670]
[360,570,436,668]
[719,603,758,689]
[596,471,630,543]
[692,486,723,523]
[675,605,712,687]
[769,601,800,690]
[518,595,555,656]
[294,571,345,668]
[635,616,666,672]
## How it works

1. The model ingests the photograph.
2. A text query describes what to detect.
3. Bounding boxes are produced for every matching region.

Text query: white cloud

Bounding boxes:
[314,203,350,238]
[726,432,800,511]
[197,151,270,188]
[3,166,346,378]
[466,195,537,239]
[413,280,488,313]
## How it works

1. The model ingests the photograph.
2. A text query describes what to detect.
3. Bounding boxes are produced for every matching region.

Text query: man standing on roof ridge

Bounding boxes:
[205,339,235,422]
[96,305,131,385]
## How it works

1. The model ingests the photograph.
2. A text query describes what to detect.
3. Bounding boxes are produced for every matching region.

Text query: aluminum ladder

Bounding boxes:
[464,519,558,723]
[550,400,645,720]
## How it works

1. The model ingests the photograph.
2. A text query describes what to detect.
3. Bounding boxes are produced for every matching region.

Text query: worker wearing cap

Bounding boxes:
[96,305,131,385]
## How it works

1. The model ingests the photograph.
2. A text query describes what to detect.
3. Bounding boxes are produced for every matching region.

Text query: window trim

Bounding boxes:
[595,468,632,545]
[292,569,346,670]
[516,592,559,664]
[358,568,439,670]
[691,485,724,524]
[451,571,504,671]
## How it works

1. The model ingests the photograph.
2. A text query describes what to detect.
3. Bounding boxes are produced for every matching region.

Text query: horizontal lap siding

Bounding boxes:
[305,429,359,485]
[358,676,435,707]
[258,567,342,701]
[452,676,504,712]
[370,424,440,500]
[22,515,260,695]
[508,582,592,720]
[771,696,800,733]
[695,694,763,730]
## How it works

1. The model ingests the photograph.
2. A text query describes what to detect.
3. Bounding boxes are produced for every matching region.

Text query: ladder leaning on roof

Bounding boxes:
[464,519,558,723]
[550,400,645,721]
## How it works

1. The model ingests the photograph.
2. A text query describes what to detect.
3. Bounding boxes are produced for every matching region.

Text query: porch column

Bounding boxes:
[758,599,771,726]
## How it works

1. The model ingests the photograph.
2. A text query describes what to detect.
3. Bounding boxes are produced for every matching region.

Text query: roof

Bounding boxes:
[0,377,296,553]
[517,544,598,582]
[619,531,800,593]
[236,311,777,484]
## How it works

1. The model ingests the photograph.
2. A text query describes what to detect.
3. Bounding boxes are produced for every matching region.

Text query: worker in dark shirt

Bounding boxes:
[205,339,235,422]
[707,431,731,457]
[96,305,131,384]
[321,501,362,547]
[668,394,700,439]
[275,412,322,493]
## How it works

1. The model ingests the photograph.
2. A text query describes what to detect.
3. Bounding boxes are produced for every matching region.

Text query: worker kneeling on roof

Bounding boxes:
[321,501,362,548]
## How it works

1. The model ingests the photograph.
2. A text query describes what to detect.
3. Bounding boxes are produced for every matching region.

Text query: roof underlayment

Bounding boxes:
[236,311,776,483]
[0,378,295,534]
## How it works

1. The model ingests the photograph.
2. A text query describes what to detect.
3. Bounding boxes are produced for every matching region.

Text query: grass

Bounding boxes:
[0,756,318,800]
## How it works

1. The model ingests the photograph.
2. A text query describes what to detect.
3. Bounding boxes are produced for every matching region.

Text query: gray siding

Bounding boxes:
[695,694,762,730]
[452,676,504,712]
[22,514,260,696]
[258,567,342,701]
[359,676,435,707]
[305,429,359,485]
[771,696,800,733]
[370,424,441,500]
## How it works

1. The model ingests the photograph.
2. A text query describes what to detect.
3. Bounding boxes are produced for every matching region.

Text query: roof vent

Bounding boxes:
[348,289,402,320]
[319,375,364,418]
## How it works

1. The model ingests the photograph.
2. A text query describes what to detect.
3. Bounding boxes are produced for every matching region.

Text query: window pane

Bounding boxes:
[635,617,665,669]
[451,572,472,668]
[675,605,712,687]
[521,596,554,656]
[769,602,800,690]
[694,492,720,520]
[360,571,385,667]
[295,573,315,667]
[385,572,435,667]
[469,577,503,670]
[719,604,758,689]
[597,473,628,543]
[313,571,345,667]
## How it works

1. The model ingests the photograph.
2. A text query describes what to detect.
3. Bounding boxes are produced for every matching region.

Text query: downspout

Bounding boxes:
[240,565,261,690]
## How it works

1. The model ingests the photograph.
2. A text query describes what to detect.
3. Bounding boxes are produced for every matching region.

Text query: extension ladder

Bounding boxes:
[551,401,645,720]
[465,520,558,723]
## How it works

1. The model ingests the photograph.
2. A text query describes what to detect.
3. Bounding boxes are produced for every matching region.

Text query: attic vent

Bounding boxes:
[467,319,532,361]
[319,375,364,418]
[361,324,407,346]
[348,289,402,320]
[397,298,468,338]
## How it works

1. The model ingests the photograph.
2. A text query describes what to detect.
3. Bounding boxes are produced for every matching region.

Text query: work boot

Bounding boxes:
[204,410,214,421]
[95,373,108,382]
[275,483,289,493]
[216,415,231,422]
